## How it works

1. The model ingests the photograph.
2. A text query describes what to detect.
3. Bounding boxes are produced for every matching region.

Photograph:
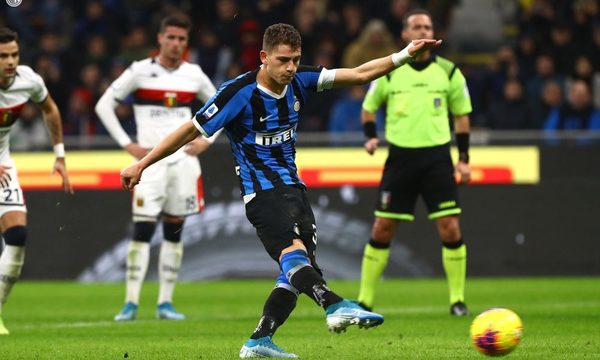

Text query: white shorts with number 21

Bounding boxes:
[0,159,27,217]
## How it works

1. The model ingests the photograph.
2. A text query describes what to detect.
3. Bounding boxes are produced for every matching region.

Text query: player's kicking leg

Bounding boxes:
[240,275,299,358]
[325,299,384,333]
[156,219,185,320]
[114,221,154,321]
[280,247,384,333]
[242,186,383,359]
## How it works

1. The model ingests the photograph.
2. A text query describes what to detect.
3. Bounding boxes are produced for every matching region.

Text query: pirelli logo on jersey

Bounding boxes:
[255,125,296,146]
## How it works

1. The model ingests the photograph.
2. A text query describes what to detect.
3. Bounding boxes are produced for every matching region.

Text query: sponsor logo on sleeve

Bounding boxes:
[202,103,219,119]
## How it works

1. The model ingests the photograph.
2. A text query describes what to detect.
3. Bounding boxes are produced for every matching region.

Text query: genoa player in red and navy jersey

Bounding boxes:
[96,15,219,323]
[121,23,441,358]
[0,27,73,335]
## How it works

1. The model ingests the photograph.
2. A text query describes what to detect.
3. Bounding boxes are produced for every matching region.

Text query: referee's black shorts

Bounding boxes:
[375,142,461,221]
[245,185,320,270]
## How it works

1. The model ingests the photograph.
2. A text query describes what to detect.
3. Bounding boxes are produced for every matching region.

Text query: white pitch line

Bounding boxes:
[10,301,600,330]
[15,320,153,330]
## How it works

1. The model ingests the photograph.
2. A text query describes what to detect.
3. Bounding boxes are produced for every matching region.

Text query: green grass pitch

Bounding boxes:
[0,278,598,359]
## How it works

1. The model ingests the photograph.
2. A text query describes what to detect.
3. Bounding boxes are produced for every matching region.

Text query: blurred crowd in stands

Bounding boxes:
[0,0,598,149]
[470,0,600,132]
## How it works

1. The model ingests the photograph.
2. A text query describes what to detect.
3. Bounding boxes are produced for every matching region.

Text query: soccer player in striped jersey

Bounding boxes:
[95,15,218,321]
[0,27,73,335]
[120,23,440,358]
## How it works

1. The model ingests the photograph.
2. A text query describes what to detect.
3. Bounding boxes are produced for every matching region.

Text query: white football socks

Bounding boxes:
[0,245,25,313]
[158,241,183,304]
[125,241,150,304]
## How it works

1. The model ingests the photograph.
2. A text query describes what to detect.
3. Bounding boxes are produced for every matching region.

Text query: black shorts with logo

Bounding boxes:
[375,143,461,221]
[245,185,320,271]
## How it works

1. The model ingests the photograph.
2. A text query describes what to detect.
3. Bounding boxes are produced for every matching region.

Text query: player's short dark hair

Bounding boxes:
[159,15,191,33]
[263,23,301,52]
[0,27,18,44]
[402,9,433,28]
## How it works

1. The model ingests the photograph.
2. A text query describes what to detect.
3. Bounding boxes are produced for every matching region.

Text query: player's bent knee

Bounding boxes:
[280,249,310,282]
[162,221,183,243]
[3,225,27,246]
[133,221,156,243]
[275,272,300,296]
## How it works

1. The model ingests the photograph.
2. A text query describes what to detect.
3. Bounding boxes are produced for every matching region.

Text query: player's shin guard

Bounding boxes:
[250,278,298,340]
[442,240,467,304]
[358,240,390,309]
[281,250,343,309]
[0,245,25,312]
[125,241,150,304]
[158,240,183,304]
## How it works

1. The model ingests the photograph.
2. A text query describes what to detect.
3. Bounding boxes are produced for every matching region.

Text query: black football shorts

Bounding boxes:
[375,143,461,221]
[245,185,320,270]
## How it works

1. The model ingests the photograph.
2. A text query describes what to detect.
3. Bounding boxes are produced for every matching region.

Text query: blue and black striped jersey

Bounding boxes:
[193,65,328,198]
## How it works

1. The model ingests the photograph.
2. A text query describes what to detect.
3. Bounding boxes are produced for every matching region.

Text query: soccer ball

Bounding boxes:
[470,308,523,356]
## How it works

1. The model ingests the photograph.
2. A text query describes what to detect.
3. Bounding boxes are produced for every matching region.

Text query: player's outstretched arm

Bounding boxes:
[121,120,199,191]
[40,95,74,194]
[332,39,442,88]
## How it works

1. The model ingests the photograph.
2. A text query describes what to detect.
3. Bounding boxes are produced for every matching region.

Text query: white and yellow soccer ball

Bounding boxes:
[470,308,523,356]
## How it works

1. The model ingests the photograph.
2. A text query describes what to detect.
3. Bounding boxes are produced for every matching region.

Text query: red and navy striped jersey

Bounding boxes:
[0,65,48,162]
[109,57,216,160]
